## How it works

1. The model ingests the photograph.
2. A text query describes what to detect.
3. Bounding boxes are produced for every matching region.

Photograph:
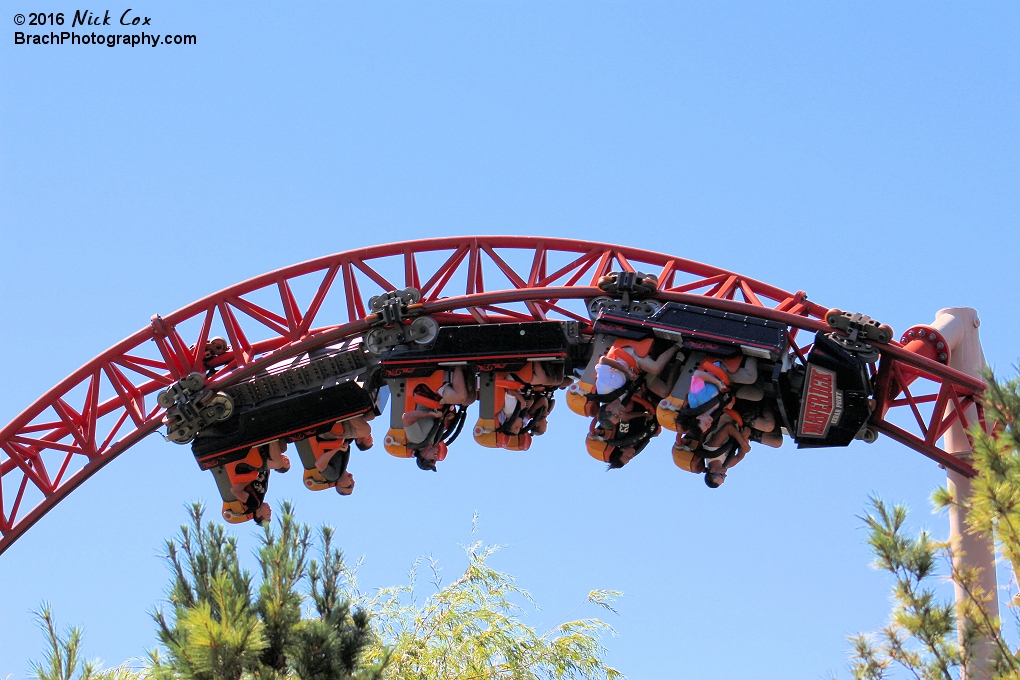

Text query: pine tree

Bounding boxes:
[847,369,1020,679]
[149,502,378,680]
[29,604,143,680]
[31,505,622,680]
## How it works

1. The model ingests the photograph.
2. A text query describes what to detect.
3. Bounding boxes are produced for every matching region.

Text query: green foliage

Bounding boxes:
[849,498,963,680]
[352,518,623,680]
[31,506,621,680]
[951,371,1020,586]
[290,527,381,680]
[30,604,145,680]
[149,502,376,680]
[846,369,1020,679]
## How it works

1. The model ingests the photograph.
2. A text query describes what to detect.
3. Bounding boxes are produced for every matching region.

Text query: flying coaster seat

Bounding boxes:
[384,371,448,458]
[586,431,612,462]
[656,351,722,431]
[206,445,268,523]
[296,424,352,491]
[672,434,743,475]
[586,409,661,463]
[672,400,745,473]
[567,335,654,416]
[566,332,617,416]
[293,380,386,490]
[472,362,561,451]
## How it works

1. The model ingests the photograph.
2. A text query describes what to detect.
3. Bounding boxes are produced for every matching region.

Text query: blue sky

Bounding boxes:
[1,2,1017,678]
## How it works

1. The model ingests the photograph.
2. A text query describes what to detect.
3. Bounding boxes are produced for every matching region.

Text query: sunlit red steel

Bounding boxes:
[0,237,988,556]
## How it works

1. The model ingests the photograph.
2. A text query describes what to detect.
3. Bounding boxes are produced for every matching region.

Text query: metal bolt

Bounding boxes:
[936,342,944,349]
[938,353,948,362]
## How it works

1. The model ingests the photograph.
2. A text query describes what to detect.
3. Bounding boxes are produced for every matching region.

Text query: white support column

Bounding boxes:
[932,307,998,679]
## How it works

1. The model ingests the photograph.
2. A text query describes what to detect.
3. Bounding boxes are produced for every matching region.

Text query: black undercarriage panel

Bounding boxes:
[381,321,586,378]
[191,381,375,469]
[595,302,787,360]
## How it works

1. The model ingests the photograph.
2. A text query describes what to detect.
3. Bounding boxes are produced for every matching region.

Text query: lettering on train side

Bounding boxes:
[798,365,838,438]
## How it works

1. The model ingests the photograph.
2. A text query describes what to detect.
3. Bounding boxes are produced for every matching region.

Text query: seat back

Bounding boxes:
[586,434,611,462]
[384,372,447,458]
[473,371,498,448]
[671,444,705,473]
[209,455,261,523]
[209,464,236,503]
[567,333,617,415]
[656,351,705,431]
[474,365,548,450]
[294,436,348,491]
[224,447,264,486]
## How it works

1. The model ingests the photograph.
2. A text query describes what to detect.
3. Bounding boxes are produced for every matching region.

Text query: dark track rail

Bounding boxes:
[0,237,985,555]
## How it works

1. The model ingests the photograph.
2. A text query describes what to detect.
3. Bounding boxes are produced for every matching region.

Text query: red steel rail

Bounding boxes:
[0,237,987,555]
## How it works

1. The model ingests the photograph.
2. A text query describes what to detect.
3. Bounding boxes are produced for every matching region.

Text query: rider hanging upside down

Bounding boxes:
[588,406,661,470]
[674,372,783,487]
[230,438,290,525]
[588,340,679,427]
[697,412,751,488]
[593,341,678,403]
[686,355,763,408]
[402,366,474,471]
[497,380,555,436]
[310,415,373,496]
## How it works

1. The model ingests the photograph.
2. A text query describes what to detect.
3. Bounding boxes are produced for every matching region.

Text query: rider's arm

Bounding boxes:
[266,439,289,470]
[338,416,372,440]
[731,425,752,454]
[439,367,470,405]
[402,408,442,427]
[231,481,250,504]
[693,368,727,390]
[727,356,758,385]
[634,344,679,376]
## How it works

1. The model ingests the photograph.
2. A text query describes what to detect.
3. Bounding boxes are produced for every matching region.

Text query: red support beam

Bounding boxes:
[0,237,989,557]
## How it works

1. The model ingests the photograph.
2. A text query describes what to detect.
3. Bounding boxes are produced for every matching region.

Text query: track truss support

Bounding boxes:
[0,237,988,555]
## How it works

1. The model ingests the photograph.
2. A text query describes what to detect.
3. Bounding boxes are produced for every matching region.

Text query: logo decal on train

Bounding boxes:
[798,365,843,438]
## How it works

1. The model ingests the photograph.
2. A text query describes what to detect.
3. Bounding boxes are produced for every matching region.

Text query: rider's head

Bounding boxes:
[336,471,355,495]
[415,441,447,472]
[506,416,524,435]
[599,404,620,429]
[705,458,727,488]
[253,503,272,526]
[705,471,725,488]
[678,412,714,435]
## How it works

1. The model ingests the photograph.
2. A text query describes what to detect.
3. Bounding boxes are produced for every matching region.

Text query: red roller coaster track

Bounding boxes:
[0,237,988,556]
